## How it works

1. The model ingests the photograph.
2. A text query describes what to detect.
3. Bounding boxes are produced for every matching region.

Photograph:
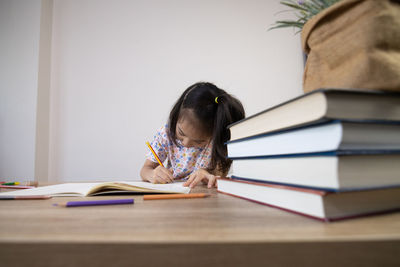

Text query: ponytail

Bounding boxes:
[168,82,245,175]
[210,93,245,174]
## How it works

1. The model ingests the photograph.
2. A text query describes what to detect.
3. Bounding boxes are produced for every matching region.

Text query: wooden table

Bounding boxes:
[0,185,399,266]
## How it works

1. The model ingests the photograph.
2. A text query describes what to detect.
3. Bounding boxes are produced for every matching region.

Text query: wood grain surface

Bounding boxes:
[1,184,399,266]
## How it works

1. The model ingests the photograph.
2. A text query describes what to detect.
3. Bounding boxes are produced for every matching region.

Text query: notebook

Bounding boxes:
[0,181,190,197]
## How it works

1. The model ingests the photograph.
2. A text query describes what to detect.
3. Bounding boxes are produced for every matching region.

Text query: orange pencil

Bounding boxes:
[143,193,210,200]
[146,141,164,167]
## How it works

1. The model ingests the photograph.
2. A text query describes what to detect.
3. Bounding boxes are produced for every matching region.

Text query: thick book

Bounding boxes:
[227,120,400,158]
[230,152,400,191]
[217,178,400,222]
[227,89,400,141]
[0,181,190,197]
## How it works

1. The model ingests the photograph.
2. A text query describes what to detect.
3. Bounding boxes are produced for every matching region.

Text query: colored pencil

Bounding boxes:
[143,193,210,200]
[0,195,52,200]
[1,182,20,186]
[0,181,38,186]
[53,198,134,207]
[146,141,164,167]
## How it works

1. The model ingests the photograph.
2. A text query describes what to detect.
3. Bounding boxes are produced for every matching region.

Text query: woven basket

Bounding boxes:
[301,0,400,93]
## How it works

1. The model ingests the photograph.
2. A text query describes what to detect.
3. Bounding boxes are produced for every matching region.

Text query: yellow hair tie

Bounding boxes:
[215,97,219,104]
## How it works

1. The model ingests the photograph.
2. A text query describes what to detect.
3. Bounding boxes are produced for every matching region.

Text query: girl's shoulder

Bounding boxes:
[157,124,169,136]
[153,124,172,143]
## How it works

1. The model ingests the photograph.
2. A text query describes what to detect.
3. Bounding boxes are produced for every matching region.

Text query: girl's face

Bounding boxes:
[176,116,211,148]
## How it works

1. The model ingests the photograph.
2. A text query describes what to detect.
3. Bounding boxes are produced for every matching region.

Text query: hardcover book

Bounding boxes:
[227,120,400,158]
[217,178,400,222]
[230,152,400,191]
[227,89,400,141]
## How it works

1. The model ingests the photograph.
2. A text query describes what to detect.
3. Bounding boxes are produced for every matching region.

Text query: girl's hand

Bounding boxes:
[148,166,174,184]
[183,169,219,188]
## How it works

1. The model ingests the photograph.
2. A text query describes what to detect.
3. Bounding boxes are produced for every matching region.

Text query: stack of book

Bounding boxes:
[218,89,400,221]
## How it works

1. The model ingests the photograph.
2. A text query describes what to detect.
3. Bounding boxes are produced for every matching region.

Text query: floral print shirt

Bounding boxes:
[146,125,212,179]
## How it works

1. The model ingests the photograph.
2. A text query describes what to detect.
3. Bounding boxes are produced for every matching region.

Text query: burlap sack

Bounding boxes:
[301,0,400,93]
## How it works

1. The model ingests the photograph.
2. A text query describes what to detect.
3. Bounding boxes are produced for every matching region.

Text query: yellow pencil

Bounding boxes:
[146,141,164,167]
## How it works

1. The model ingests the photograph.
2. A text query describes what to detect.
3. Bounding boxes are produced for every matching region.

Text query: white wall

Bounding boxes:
[49,0,304,182]
[1,0,304,182]
[0,0,42,179]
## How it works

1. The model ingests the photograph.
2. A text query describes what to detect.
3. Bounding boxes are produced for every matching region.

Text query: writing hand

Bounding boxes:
[149,166,174,184]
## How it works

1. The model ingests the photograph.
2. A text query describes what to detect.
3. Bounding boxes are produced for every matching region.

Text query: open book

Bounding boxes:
[0,181,190,197]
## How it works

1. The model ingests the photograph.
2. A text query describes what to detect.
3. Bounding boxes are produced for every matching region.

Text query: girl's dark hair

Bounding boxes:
[168,82,245,175]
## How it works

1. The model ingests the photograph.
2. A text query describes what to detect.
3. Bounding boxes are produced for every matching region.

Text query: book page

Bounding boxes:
[0,183,101,197]
[0,182,191,197]
[118,181,191,193]
[89,181,191,195]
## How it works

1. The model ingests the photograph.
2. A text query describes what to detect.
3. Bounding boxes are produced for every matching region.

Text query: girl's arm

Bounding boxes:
[140,159,174,184]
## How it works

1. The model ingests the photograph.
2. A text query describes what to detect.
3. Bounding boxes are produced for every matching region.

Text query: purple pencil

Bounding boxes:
[53,198,134,207]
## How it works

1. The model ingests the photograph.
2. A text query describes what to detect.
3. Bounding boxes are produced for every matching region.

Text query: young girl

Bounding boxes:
[140,82,245,188]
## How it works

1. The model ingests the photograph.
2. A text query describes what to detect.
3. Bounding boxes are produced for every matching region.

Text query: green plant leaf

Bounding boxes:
[270,0,341,32]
